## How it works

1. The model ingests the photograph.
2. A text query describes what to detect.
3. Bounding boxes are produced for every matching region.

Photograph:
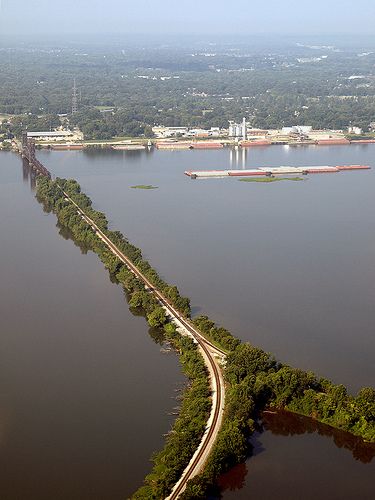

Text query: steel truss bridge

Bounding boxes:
[21,132,51,178]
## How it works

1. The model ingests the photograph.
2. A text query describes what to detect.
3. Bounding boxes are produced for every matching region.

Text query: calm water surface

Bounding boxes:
[1,144,374,499]
[44,144,375,391]
[42,144,375,498]
[0,153,185,499]
[220,413,375,500]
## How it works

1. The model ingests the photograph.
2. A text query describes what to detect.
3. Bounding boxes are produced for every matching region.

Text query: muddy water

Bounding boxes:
[1,146,375,499]
[0,153,185,499]
[219,411,375,499]
[40,144,375,498]
[44,144,375,392]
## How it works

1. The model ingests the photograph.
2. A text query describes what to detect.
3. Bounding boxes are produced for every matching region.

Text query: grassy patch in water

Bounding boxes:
[130,185,158,190]
[239,176,304,183]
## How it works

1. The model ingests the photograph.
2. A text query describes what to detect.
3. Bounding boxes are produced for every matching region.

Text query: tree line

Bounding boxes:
[182,342,375,498]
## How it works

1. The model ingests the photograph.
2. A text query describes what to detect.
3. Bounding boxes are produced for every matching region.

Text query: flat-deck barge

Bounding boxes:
[184,165,371,179]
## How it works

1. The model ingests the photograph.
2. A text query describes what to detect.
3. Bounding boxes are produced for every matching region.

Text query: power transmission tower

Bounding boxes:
[72,78,78,114]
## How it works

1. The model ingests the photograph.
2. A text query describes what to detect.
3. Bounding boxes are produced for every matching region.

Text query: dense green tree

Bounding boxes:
[147,306,167,328]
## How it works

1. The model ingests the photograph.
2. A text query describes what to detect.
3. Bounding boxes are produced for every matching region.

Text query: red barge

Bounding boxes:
[185,165,371,179]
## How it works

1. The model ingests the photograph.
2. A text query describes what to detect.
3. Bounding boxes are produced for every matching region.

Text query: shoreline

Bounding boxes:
[5,138,375,153]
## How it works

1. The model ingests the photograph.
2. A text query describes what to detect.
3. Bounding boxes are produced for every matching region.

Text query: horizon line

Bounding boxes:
[1,31,375,38]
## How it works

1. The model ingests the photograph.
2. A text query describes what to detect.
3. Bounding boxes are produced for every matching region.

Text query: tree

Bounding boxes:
[147,307,167,328]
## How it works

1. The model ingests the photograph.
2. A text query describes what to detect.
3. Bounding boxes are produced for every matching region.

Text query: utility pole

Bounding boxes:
[72,78,78,115]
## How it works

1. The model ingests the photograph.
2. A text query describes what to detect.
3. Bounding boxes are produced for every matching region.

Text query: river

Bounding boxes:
[0,153,185,499]
[1,144,374,498]
[43,144,375,392]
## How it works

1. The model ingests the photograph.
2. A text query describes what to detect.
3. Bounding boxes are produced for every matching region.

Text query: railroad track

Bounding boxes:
[167,338,223,500]
[60,188,226,498]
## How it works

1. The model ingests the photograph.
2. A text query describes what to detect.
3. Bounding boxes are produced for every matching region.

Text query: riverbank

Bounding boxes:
[25,138,375,151]
[11,133,375,152]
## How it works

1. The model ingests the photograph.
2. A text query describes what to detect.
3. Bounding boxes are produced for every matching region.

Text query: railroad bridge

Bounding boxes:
[21,132,51,178]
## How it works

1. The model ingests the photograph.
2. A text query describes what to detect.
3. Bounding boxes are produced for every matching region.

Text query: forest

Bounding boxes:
[1,35,375,139]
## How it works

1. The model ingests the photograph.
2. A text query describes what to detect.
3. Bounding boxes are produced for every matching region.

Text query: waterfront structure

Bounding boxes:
[152,126,222,139]
[348,126,363,135]
[282,126,312,135]
[186,127,221,138]
[228,117,247,140]
[152,126,189,138]
[27,131,75,141]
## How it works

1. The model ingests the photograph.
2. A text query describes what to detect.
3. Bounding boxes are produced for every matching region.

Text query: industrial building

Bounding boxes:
[26,130,78,142]
[152,126,189,138]
[152,126,222,139]
[281,126,312,135]
[348,126,363,135]
[228,118,247,140]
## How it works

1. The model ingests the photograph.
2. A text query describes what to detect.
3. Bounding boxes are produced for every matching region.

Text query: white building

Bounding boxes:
[281,126,312,135]
[228,118,247,140]
[348,126,363,135]
[27,130,76,141]
[186,127,222,138]
[152,126,222,139]
[209,127,221,137]
[152,126,189,138]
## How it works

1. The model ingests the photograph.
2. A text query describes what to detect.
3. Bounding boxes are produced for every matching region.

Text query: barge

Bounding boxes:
[51,144,84,150]
[317,139,350,145]
[185,165,371,179]
[111,144,146,151]
[155,142,192,150]
[240,140,272,147]
[191,142,224,149]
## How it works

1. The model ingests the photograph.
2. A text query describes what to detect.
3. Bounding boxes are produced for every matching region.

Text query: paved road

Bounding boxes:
[61,188,226,498]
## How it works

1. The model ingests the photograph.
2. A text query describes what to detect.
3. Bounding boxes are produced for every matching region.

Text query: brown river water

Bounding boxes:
[0,153,185,499]
[1,144,374,498]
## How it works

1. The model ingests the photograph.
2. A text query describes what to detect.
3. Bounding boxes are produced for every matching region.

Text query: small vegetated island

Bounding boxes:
[131,184,158,190]
[36,176,375,499]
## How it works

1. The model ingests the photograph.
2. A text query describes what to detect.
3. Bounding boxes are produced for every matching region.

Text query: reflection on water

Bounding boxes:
[229,146,248,169]
[217,462,248,493]
[22,157,37,189]
[219,411,375,499]
[56,221,91,254]
[262,410,375,464]
[218,410,375,497]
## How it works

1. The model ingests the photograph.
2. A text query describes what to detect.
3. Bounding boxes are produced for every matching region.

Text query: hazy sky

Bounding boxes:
[1,0,375,36]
